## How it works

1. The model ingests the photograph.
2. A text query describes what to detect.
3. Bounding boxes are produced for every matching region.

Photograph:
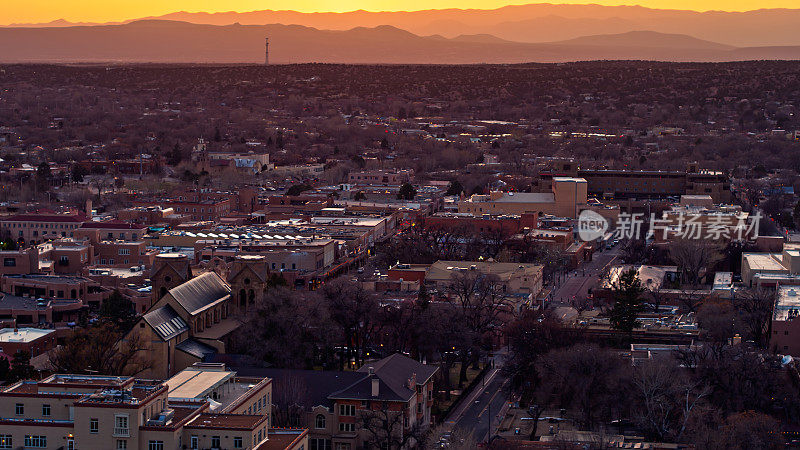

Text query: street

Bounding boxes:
[441,353,510,444]
[549,246,619,306]
[436,247,620,446]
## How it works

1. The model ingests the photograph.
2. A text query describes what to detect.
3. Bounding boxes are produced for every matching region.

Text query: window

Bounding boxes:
[315,414,326,429]
[338,404,355,416]
[117,441,128,449]
[42,404,50,416]
[119,249,131,255]
[90,418,99,433]
[148,441,164,450]
[211,436,220,448]
[310,439,332,450]
[3,258,15,267]
[24,436,46,448]
[190,436,198,449]
[0,435,11,449]
[115,414,129,436]
[338,423,355,432]
[233,437,243,449]
[15,404,23,415]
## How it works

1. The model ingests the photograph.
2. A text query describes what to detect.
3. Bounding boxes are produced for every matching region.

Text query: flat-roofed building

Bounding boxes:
[0,373,305,450]
[0,327,56,359]
[166,363,273,419]
[347,169,414,186]
[0,293,84,327]
[0,212,85,245]
[535,161,732,203]
[771,286,800,356]
[425,260,544,298]
[459,177,588,218]
[741,244,800,286]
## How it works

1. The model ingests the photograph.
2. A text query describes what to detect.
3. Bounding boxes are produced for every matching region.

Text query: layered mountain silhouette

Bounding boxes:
[8,4,799,47]
[1,19,799,64]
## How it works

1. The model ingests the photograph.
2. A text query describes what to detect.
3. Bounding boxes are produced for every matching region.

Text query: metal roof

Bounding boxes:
[143,304,188,341]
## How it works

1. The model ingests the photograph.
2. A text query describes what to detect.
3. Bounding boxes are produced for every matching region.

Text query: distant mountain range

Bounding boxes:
[1,20,799,64]
[6,4,800,47]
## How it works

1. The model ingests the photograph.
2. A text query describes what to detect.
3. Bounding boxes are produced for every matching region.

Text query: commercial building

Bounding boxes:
[0,211,85,245]
[347,169,414,186]
[0,327,57,359]
[741,244,800,287]
[422,260,544,299]
[0,372,306,450]
[458,177,588,219]
[535,160,732,203]
[771,286,800,356]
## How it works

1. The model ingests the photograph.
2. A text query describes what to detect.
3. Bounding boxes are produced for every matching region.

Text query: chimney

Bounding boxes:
[368,367,379,397]
[85,199,93,218]
[371,378,379,397]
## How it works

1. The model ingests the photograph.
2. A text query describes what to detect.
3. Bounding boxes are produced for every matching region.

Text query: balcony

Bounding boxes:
[113,427,130,437]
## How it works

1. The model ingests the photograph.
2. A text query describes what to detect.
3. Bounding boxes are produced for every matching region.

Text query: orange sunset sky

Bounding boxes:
[4,0,798,24]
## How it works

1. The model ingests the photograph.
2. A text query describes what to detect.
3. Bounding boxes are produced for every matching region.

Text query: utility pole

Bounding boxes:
[265,37,269,65]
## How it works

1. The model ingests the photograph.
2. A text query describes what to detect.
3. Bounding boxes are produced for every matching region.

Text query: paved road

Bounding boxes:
[549,247,620,306]
[441,354,510,444]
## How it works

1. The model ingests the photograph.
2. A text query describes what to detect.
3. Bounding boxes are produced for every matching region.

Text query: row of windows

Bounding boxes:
[338,404,356,416]
[246,393,269,415]
[189,436,243,449]
[310,438,332,450]
[25,230,74,237]
[25,436,47,448]
[173,206,222,213]
[6,222,78,229]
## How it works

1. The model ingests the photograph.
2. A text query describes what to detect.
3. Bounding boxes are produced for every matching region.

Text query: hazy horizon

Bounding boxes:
[5,1,800,26]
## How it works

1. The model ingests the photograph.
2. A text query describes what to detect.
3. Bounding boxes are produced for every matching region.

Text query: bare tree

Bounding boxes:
[50,324,152,376]
[231,287,338,369]
[271,373,311,428]
[630,357,710,442]
[536,344,626,430]
[358,401,427,450]
[733,288,776,349]
[321,277,384,369]
[445,271,510,386]
[668,238,723,286]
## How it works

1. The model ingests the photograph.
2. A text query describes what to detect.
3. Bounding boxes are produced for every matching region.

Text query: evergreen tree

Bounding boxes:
[71,164,87,183]
[445,180,464,196]
[610,268,645,334]
[10,351,35,382]
[397,183,416,200]
[0,357,9,382]
[99,290,136,332]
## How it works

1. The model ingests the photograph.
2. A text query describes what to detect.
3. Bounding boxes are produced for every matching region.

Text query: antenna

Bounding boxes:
[265,37,269,66]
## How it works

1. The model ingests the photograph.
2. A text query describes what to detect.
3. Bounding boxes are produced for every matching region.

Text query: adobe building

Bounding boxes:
[458,177,588,218]
[150,253,192,303]
[0,372,306,450]
[535,160,732,203]
[125,272,237,379]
